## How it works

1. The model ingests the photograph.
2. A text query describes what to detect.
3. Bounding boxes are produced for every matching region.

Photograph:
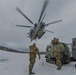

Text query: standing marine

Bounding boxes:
[52,48,62,70]
[29,43,41,74]
[51,37,62,70]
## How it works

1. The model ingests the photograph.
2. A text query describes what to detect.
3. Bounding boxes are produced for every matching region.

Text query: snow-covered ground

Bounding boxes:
[0,50,76,75]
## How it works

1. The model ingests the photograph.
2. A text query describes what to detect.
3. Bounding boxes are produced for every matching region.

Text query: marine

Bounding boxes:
[29,43,40,74]
[51,37,62,70]
[52,48,62,70]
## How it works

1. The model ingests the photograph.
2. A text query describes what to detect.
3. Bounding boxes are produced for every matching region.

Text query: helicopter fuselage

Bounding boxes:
[16,0,62,41]
[28,22,46,41]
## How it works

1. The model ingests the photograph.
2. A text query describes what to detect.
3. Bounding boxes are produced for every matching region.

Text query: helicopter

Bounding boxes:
[16,0,62,41]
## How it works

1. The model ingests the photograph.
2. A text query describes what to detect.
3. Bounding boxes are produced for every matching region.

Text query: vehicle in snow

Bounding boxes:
[45,38,76,65]
[45,42,71,64]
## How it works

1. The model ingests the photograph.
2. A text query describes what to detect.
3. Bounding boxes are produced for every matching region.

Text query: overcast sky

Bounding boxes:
[0,0,76,51]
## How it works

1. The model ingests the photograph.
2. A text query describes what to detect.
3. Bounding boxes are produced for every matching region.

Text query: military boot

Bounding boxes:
[57,66,61,70]
[29,67,34,74]
[29,72,35,74]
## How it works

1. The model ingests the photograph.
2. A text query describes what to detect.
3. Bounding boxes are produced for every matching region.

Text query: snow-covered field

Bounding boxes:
[0,50,76,75]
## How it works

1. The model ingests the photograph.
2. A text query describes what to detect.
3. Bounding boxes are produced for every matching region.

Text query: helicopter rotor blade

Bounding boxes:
[16,7,35,25]
[16,25,32,28]
[38,0,49,22]
[46,19,62,26]
[41,13,46,22]
[45,29,54,33]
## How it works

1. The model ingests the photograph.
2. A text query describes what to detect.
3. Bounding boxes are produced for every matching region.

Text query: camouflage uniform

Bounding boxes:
[53,48,62,70]
[53,37,58,45]
[29,43,40,74]
[51,37,62,70]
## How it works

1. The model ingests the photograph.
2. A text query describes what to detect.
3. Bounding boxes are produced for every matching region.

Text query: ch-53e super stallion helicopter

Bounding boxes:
[16,0,62,41]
